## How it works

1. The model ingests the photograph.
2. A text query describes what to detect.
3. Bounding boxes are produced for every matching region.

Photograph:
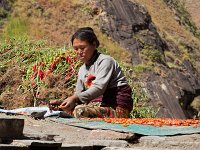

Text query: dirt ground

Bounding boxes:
[185,0,200,29]
[0,113,200,149]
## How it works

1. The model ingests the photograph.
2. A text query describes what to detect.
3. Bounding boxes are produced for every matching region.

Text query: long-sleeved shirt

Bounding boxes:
[75,50,129,103]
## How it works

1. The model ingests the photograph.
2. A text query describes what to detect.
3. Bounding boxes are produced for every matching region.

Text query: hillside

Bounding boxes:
[185,0,200,28]
[0,0,200,119]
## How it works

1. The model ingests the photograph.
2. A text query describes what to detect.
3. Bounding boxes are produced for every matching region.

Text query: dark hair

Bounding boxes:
[71,27,100,48]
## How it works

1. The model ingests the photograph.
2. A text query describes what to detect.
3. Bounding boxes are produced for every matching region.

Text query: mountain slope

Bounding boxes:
[185,0,200,29]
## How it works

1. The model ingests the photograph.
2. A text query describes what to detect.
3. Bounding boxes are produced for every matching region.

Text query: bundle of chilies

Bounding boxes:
[31,53,78,84]
[89,118,199,128]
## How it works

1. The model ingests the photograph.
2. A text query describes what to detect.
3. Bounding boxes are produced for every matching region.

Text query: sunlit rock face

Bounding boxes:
[98,0,166,65]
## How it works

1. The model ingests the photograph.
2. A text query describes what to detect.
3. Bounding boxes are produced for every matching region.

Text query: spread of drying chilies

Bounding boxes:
[89,118,199,128]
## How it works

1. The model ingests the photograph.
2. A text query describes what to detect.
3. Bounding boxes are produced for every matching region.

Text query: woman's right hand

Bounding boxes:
[49,100,63,111]
[59,95,79,112]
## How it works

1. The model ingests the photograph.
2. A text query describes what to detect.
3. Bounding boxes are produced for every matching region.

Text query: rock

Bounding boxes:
[142,61,200,118]
[0,0,12,18]
[102,147,169,150]
[90,140,128,147]
[98,0,166,64]
[138,135,200,149]
[12,140,61,149]
[0,144,28,150]
[88,129,135,140]
[0,118,24,139]
[60,144,93,150]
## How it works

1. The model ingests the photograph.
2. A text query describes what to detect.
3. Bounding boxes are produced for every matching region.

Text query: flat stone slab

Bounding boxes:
[89,140,128,147]
[102,147,170,150]
[60,144,93,150]
[0,144,28,150]
[89,129,135,140]
[0,118,24,138]
[12,140,62,148]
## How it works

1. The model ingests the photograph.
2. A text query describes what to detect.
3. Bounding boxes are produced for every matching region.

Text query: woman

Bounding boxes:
[50,27,133,118]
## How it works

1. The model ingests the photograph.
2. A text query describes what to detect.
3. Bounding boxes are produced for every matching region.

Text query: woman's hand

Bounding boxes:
[59,95,79,112]
[49,100,63,111]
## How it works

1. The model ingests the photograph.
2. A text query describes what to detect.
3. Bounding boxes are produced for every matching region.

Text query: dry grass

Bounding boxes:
[185,0,200,28]
[96,29,132,64]
[10,0,93,46]
[9,0,131,64]
[134,0,189,37]
[133,0,200,72]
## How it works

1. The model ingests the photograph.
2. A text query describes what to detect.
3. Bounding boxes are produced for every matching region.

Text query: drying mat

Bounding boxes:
[51,118,200,136]
[1,107,199,136]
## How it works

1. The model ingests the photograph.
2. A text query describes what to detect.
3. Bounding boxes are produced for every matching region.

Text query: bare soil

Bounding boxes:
[185,0,200,29]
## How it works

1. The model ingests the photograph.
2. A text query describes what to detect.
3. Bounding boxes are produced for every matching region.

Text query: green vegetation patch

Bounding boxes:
[163,0,200,38]
[141,46,164,64]
[1,17,28,40]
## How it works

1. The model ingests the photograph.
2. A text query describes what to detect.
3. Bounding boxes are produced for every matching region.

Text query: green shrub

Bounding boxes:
[0,7,8,18]
[1,17,28,40]
[141,46,164,63]
[129,83,158,118]
[121,65,158,118]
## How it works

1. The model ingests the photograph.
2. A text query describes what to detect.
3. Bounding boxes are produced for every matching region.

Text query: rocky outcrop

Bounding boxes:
[0,0,12,18]
[97,0,200,118]
[97,0,167,64]
[142,60,200,118]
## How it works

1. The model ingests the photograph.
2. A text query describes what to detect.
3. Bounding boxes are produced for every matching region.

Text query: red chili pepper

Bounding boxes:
[65,74,71,80]
[31,72,37,79]
[67,56,73,64]
[55,56,61,63]
[41,62,45,66]
[31,81,36,87]
[65,69,74,80]
[33,64,37,72]
[89,118,199,127]
[47,69,53,75]
[50,61,55,70]
[38,70,45,80]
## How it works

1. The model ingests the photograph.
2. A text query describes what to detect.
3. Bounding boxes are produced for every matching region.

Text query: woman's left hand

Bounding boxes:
[59,95,79,112]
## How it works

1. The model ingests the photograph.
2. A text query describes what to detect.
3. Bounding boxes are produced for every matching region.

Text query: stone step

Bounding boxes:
[89,140,129,148]
[60,144,93,150]
[11,140,62,150]
[138,136,200,150]
[0,118,24,139]
[0,144,28,150]
[102,147,169,150]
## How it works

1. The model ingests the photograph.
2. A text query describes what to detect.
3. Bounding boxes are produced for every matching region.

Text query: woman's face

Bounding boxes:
[73,38,96,63]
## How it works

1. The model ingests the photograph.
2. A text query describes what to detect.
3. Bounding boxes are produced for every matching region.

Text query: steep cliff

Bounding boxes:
[96,0,200,118]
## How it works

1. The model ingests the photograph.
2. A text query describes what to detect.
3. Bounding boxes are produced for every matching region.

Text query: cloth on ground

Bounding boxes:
[0,107,72,118]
